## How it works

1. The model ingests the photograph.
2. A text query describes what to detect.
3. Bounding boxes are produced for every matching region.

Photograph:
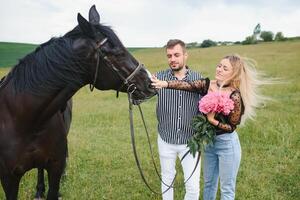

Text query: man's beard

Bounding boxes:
[171,64,184,71]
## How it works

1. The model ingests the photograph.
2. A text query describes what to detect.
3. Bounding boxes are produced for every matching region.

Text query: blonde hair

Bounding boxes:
[223,54,270,125]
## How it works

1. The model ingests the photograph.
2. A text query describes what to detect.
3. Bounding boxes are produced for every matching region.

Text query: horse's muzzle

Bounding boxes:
[131,89,157,105]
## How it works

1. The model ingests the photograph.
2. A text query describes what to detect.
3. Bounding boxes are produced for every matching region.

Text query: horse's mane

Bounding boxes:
[7,24,121,96]
[7,37,89,96]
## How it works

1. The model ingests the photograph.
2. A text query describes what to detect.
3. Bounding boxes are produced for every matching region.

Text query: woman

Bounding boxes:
[151,54,266,200]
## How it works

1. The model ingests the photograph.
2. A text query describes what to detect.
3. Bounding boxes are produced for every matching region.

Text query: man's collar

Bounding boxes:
[168,66,190,77]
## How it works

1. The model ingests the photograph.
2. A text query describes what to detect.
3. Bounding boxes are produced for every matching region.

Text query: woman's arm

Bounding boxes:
[207,91,243,132]
[151,76,210,96]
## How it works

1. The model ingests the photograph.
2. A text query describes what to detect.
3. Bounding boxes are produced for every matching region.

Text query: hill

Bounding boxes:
[0,42,154,68]
[0,42,37,68]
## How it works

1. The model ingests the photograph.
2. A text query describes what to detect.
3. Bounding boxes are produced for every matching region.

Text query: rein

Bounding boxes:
[127,91,201,195]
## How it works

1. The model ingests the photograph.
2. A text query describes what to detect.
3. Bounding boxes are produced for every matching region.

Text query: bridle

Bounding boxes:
[89,37,144,97]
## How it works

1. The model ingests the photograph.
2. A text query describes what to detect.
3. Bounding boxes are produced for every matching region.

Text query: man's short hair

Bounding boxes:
[166,39,186,52]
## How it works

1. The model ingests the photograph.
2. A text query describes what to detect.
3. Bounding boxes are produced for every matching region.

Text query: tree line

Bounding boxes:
[185,23,299,48]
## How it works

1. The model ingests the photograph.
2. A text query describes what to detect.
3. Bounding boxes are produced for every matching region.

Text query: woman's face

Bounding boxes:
[215,58,234,83]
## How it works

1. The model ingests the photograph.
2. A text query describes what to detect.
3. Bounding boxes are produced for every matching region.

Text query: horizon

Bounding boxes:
[1,35,300,49]
[1,0,300,47]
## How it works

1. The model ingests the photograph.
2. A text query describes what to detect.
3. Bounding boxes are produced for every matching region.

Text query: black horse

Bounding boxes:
[0,5,156,200]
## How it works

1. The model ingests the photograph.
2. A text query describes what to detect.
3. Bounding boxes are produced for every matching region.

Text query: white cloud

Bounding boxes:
[0,0,299,47]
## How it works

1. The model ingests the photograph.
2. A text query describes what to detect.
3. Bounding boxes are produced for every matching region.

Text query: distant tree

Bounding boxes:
[285,36,300,41]
[275,32,286,41]
[221,41,234,46]
[186,42,198,48]
[260,31,274,42]
[242,35,256,45]
[200,39,217,48]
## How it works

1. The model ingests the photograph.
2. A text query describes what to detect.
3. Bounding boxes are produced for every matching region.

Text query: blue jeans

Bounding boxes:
[203,131,241,200]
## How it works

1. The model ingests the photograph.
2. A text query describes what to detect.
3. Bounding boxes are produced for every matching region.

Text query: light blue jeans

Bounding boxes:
[203,131,241,200]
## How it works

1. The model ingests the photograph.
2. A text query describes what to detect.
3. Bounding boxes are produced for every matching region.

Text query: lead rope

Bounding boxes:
[128,92,166,194]
[137,105,201,188]
[128,92,201,195]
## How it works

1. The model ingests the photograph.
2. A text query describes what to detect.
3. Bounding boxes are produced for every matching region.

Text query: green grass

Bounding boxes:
[0,41,299,199]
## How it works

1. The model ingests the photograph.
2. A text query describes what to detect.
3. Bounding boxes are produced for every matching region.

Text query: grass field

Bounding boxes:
[0,41,299,199]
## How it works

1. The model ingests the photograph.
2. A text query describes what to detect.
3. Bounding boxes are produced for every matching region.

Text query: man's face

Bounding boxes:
[166,44,187,71]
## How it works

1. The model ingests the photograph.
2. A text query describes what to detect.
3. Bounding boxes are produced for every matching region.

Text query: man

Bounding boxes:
[154,39,202,200]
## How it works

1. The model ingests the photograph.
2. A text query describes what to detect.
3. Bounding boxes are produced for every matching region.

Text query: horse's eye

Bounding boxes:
[116,50,125,56]
[100,44,125,57]
[101,45,111,54]
[112,48,125,56]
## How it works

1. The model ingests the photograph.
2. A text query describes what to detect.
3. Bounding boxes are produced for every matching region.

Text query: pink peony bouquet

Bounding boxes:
[188,92,235,157]
[199,92,234,115]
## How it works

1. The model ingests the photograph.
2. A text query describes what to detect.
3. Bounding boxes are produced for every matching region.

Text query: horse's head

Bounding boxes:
[68,5,156,104]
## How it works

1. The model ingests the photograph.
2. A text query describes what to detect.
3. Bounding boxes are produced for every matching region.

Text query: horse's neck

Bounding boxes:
[35,86,78,126]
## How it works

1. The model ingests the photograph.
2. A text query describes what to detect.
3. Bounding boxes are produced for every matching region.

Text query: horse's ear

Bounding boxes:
[89,5,100,24]
[77,13,95,38]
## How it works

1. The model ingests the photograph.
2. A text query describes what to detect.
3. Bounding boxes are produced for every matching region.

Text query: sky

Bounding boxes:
[0,0,300,47]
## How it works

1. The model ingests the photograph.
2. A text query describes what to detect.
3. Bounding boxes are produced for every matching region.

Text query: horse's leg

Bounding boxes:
[0,174,21,200]
[61,144,69,181]
[34,168,45,200]
[46,161,65,200]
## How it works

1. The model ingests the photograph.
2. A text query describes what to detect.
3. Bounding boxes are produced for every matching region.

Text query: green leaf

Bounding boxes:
[190,115,216,153]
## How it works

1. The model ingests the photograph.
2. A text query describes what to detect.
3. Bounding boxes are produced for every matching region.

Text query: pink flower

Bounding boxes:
[199,92,234,115]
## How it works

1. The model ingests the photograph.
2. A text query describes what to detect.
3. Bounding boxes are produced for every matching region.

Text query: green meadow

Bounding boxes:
[0,41,299,199]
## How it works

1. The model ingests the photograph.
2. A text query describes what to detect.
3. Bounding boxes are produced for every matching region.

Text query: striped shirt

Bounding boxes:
[156,67,202,144]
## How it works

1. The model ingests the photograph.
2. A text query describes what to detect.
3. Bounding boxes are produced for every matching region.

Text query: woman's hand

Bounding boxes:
[151,75,168,89]
[206,112,219,126]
